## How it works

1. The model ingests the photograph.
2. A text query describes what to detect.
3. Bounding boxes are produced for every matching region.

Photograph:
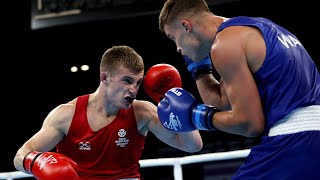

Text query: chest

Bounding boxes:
[86,109,117,132]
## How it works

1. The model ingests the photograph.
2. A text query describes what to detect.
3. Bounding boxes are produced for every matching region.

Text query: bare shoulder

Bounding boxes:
[51,98,77,117]
[132,100,157,131]
[133,100,157,119]
[213,26,266,73]
[43,98,78,130]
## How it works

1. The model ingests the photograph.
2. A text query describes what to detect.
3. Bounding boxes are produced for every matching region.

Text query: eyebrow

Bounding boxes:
[122,75,133,80]
[122,75,143,82]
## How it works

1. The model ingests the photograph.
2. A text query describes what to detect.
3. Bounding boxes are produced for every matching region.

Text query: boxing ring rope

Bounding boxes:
[0,149,250,180]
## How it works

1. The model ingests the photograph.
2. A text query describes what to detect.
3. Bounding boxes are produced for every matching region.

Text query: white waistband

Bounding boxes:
[268,105,320,136]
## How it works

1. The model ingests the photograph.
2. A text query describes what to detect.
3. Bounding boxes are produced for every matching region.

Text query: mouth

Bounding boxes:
[124,96,135,103]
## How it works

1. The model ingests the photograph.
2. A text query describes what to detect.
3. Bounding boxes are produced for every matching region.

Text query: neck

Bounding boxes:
[89,89,118,117]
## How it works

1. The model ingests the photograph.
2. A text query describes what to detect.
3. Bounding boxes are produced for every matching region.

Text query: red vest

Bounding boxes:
[56,94,146,180]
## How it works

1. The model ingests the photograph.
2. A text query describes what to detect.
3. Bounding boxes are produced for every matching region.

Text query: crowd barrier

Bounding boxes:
[0,149,250,180]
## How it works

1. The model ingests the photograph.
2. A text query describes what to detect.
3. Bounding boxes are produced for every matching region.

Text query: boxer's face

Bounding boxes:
[164,20,207,62]
[164,21,194,58]
[105,67,144,109]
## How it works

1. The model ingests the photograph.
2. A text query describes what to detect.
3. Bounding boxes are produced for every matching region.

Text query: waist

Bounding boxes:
[268,105,320,136]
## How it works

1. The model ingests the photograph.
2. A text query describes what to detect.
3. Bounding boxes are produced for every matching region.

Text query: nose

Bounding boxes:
[129,84,139,96]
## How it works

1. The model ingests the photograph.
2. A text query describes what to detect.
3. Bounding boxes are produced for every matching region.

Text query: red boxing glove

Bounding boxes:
[23,151,78,180]
[143,63,182,103]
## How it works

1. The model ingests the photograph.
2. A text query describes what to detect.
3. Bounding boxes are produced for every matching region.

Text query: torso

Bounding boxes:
[56,94,146,180]
[216,16,320,133]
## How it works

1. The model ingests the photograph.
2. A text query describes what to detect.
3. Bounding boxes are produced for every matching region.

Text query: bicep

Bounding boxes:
[218,53,260,118]
[219,80,231,110]
[29,125,64,152]
[136,101,178,146]
[212,30,264,135]
[25,105,72,152]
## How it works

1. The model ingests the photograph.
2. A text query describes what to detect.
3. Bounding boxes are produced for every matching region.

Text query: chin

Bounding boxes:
[122,102,132,109]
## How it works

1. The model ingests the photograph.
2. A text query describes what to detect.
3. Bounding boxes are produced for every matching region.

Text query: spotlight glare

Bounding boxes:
[81,65,90,71]
[70,66,78,72]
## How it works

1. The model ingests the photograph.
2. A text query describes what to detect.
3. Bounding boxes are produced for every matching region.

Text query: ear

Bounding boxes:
[100,72,108,84]
[181,20,191,32]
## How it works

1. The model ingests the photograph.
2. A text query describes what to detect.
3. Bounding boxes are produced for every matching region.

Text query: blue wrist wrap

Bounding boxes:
[192,104,220,131]
[183,56,213,80]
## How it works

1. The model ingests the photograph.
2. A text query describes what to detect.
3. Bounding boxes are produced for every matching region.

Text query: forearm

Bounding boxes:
[212,110,263,137]
[176,131,203,152]
[13,147,32,173]
[195,74,222,106]
[183,56,229,108]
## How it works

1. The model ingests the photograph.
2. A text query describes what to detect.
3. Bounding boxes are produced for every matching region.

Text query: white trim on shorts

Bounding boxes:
[268,105,320,136]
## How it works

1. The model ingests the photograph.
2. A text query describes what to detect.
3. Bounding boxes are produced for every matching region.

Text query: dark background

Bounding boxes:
[2,0,319,179]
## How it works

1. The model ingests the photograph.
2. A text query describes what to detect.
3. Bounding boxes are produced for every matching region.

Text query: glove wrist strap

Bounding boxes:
[186,57,213,80]
[23,151,42,174]
[192,104,220,131]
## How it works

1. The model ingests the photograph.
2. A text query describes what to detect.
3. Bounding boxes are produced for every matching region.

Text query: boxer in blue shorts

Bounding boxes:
[156,0,320,179]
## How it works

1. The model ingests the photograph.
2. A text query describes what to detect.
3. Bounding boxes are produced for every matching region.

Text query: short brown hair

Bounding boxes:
[159,0,210,33]
[100,45,144,75]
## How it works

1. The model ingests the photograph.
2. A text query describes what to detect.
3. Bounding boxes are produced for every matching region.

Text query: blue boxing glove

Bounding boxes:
[157,87,220,132]
[183,55,213,80]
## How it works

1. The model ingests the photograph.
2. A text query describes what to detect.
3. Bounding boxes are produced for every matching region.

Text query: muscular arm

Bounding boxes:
[13,103,75,173]
[195,74,231,111]
[197,26,265,137]
[134,100,203,153]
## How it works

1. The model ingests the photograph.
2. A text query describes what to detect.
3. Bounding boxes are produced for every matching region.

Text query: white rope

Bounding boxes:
[0,171,32,180]
[0,149,250,180]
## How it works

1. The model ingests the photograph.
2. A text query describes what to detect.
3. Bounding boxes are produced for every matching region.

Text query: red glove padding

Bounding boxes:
[143,63,182,103]
[23,151,78,180]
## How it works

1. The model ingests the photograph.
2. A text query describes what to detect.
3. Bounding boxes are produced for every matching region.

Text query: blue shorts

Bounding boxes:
[232,131,320,179]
